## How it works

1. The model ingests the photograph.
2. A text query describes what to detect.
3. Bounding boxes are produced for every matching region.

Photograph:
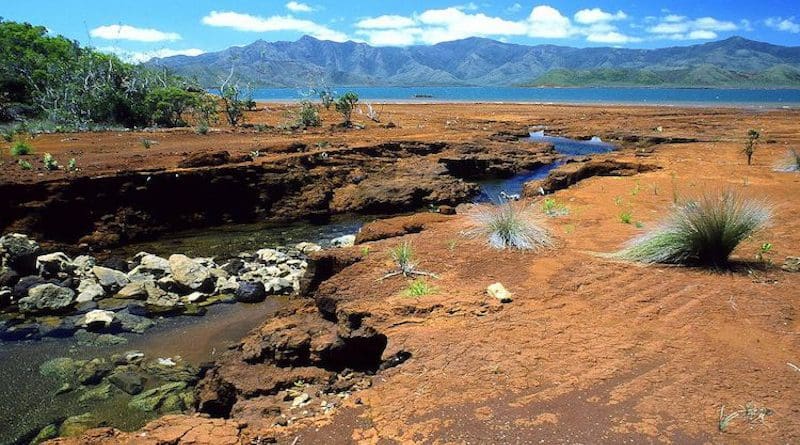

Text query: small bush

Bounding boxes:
[140,139,154,149]
[18,159,32,170]
[619,210,633,224]
[296,101,321,128]
[541,198,568,217]
[774,148,800,172]
[67,158,77,171]
[615,191,770,266]
[466,201,552,251]
[42,152,58,170]
[195,124,209,135]
[390,241,416,273]
[10,141,32,156]
[403,279,436,297]
[335,92,359,126]
[743,129,760,165]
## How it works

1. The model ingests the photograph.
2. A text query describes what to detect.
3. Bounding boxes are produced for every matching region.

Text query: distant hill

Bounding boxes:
[148,36,800,88]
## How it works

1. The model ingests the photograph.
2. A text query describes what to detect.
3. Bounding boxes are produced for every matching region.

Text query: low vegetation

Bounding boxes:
[774,148,800,172]
[382,241,438,280]
[335,92,359,126]
[296,101,321,128]
[743,129,760,165]
[466,201,553,251]
[403,279,437,297]
[9,140,32,156]
[541,198,569,217]
[42,152,57,170]
[616,191,770,266]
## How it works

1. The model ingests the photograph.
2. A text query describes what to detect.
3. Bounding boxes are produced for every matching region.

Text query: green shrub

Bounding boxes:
[42,152,58,170]
[140,139,154,149]
[403,279,436,297]
[195,123,209,135]
[774,148,800,172]
[541,198,568,217]
[467,201,552,251]
[390,241,416,273]
[334,92,359,126]
[743,129,760,165]
[619,210,633,224]
[144,86,198,127]
[9,140,32,156]
[296,101,321,128]
[615,191,770,266]
[67,158,77,171]
[18,159,32,170]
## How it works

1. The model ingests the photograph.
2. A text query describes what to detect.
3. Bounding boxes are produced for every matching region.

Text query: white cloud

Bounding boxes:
[766,17,800,33]
[508,3,522,13]
[417,7,528,42]
[574,8,627,25]
[286,1,313,13]
[90,25,180,42]
[586,31,640,44]
[201,11,348,41]
[355,15,416,29]
[527,5,573,38]
[358,29,420,46]
[98,46,204,63]
[647,14,737,40]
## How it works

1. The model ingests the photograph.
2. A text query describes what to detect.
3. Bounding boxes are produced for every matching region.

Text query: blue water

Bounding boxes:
[249,86,800,107]
[476,132,615,201]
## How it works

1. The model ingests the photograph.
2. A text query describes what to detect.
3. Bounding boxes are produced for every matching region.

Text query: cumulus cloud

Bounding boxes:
[765,17,800,33]
[355,15,417,29]
[574,8,627,25]
[286,1,313,13]
[201,11,348,41]
[90,25,181,42]
[527,5,573,38]
[98,46,204,63]
[647,15,737,40]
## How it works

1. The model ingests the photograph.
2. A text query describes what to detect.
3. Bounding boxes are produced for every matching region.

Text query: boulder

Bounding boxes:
[131,253,171,277]
[295,242,322,254]
[92,266,130,291]
[128,381,190,413]
[58,413,104,437]
[71,255,97,276]
[235,281,266,303]
[782,256,800,272]
[76,280,105,303]
[77,358,113,385]
[80,309,115,330]
[0,267,20,287]
[0,233,40,273]
[256,248,289,264]
[330,235,356,248]
[169,254,213,291]
[109,371,146,395]
[36,252,72,277]
[12,275,48,300]
[115,312,155,334]
[266,277,293,294]
[0,288,11,308]
[39,357,84,380]
[18,283,76,314]
[116,281,148,299]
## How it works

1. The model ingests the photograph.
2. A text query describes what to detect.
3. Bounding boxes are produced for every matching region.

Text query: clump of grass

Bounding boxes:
[743,129,760,165]
[140,138,155,149]
[719,403,773,432]
[195,124,209,135]
[9,141,32,156]
[774,148,800,172]
[403,279,437,297]
[67,158,77,172]
[541,198,569,217]
[615,191,770,266]
[619,210,633,224]
[1,131,13,142]
[42,152,58,170]
[466,201,552,251]
[381,241,438,280]
[18,159,32,170]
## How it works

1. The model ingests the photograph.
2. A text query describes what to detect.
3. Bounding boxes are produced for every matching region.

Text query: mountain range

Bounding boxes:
[149,36,800,88]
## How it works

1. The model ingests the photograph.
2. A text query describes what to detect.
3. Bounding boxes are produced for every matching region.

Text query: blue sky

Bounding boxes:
[2,0,799,62]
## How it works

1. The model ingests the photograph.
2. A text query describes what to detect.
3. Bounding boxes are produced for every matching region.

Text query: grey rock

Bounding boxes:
[12,275,47,300]
[71,255,97,276]
[36,252,73,277]
[330,235,356,248]
[116,281,148,299]
[115,312,155,334]
[77,358,112,385]
[783,256,800,272]
[235,281,266,303]
[19,283,75,314]
[92,266,130,291]
[76,280,105,303]
[130,253,171,277]
[294,242,322,254]
[80,309,115,330]
[169,254,213,291]
[109,371,146,395]
[0,233,40,273]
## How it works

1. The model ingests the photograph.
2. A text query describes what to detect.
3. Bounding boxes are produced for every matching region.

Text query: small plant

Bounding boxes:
[42,152,58,170]
[18,159,32,170]
[360,246,371,257]
[446,239,458,252]
[140,139,154,149]
[335,91,359,127]
[774,148,800,172]
[67,158,77,172]
[381,241,438,280]
[613,196,624,206]
[296,101,321,128]
[466,201,553,251]
[541,198,568,217]
[630,180,642,196]
[195,124,209,135]
[10,141,32,156]
[619,210,633,224]
[743,129,760,165]
[1,131,12,142]
[718,403,773,432]
[317,87,335,109]
[403,279,437,297]
[755,242,773,264]
[615,191,770,266]
[249,150,261,160]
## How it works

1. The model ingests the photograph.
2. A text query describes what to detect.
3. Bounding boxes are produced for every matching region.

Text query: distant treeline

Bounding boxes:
[0,19,221,129]
[524,65,800,88]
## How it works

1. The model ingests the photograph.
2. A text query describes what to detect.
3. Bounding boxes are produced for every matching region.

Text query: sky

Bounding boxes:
[2,0,799,62]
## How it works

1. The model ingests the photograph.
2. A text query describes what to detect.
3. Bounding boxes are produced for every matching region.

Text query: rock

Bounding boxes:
[0,267,20,287]
[30,423,58,444]
[782,256,800,272]
[109,371,146,395]
[71,255,97,276]
[92,266,130,291]
[0,322,40,340]
[18,283,75,314]
[58,412,104,437]
[76,280,105,303]
[116,281,147,299]
[235,281,267,303]
[0,233,40,273]
[131,253,171,277]
[215,277,239,294]
[0,288,11,307]
[147,291,180,308]
[36,252,72,277]
[115,312,155,334]
[487,282,512,303]
[80,309,115,330]
[77,358,113,385]
[295,242,322,254]
[330,235,356,248]
[221,258,245,275]
[39,316,79,338]
[96,298,130,312]
[12,275,47,300]
[178,150,231,168]
[186,291,207,303]
[39,357,84,380]
[291,393,311,407]
[266,277,293,294]
[128,381,189,413]
[169,254,213,291]
[101,257,129,273]
[438,205,457,215]
[256,248,290,264]
[78,383,115,404]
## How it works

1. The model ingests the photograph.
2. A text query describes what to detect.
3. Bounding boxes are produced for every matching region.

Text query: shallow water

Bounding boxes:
[475,132,615,201]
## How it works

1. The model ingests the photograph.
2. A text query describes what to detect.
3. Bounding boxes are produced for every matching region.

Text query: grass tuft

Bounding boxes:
[10,141,32,156]
[403,279,437,297]
[774,148,800,172]
[466,201,553,251]
[615,191,770,266]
